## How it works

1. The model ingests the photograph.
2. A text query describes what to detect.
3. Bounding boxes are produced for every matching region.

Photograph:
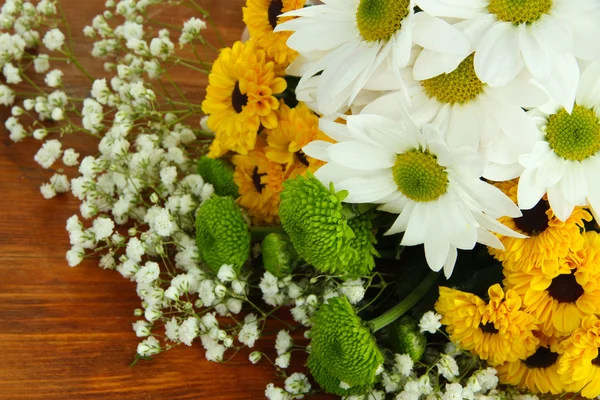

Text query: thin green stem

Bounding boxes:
[367,271,440,333]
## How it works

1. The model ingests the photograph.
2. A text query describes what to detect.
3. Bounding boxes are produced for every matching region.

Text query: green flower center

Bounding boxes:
[545,105,600,161]
[392,150,448,202]
[488,0,552,24]
[421,54,484,105]
[356,0,411,42]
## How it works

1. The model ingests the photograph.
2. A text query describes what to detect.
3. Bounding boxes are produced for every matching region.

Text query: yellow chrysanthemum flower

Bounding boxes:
[242,0,304,67]
[265,101,327,178]
[202,40,287,157]
[489,179,591,272]
[435,284,539,366]
[558,314,600,398]
[504,231,600,337]
[496,335,565,395]
[233,136,284,225]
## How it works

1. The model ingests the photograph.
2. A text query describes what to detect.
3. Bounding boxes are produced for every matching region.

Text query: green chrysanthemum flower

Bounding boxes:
[308,296,384,395]
[388,315,427,362]
[197,156,239,198]
[345,212,379,276]
[195,195,250,274]
[279,174,377,275]
[307,352,372,396]
[262,233,299,278]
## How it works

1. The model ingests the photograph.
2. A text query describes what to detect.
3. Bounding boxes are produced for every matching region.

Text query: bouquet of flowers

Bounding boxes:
[4,0,600,398]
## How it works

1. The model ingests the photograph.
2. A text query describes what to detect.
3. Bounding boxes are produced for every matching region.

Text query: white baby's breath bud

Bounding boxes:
[137,336,161,357]
[3,63,21,84]
[62,148,80,166]
[51,107,64,121]
[226,298,242,314]
[275,330,292,356]
[144,307,162,322]
[40,183,56,199]
[37,0,57,15]
[66,245,84,267]
[132,320,151,337]
[33,129,48,140]
[44,69,63,87]
[43,28,65,51]
[231,279,246,295]
[214,284,227,298]
[249,351,262,364]
[134,308,143,316]
[275,353,290,369]
[0,84,15,106]
[149,192,159,203]
[284,373,311,396]
[179,17,206,45]
[306,294,318,307]
[34,139,62,168]
[419,311,442,334]
[34,54,50,73]
[223,336,233,348]
[217,264,236,282]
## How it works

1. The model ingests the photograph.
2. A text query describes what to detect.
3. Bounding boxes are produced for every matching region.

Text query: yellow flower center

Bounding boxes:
[232,81,248,113]
[268,0,284,29]
[392,150,448,202]
[514,199,550,236]
[524,346,559,368]
[421,54,484,105]
[488,0,552,24]
[546,105,600,161]
[356,0,411,42]
[548,272,584,303]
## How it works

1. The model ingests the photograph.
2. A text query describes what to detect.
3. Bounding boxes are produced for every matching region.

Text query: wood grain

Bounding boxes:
[0,1,312,399]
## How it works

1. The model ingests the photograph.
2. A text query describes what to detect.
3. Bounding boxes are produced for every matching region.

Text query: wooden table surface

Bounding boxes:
[0,1,303,398]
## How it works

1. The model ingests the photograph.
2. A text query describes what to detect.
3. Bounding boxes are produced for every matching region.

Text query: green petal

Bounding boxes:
[195,195,250,273]
[197,156,239,198]
[309,296,384,392]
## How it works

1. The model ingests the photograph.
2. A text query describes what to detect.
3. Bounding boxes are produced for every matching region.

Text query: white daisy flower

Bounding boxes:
[362,52,548,180]
[303,111,523,277]
[417,0,600,111]
[276,0,470,116]
[518,61,600,222]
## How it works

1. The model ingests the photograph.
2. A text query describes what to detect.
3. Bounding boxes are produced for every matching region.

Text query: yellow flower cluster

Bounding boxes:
[200,0,327,225]
[436,179,600,397]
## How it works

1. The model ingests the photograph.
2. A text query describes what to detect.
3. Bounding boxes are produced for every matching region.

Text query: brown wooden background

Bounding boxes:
[0,1,309,398]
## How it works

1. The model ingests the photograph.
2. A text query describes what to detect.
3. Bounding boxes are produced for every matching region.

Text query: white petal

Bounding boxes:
[485,76,549,108]
[474,22,524,87]
[535,153,566,188]
[531,14,572,55]
[519,141,553,169]
[327,141,395,170]
[518,23,552,83]
[547,183,575,221]
[318,118,351,142]
[538,52,579,113]
[412,13,471,55]
[476,227,504,249]
[566,12,600,60]
[384,201,414,235]
[401,202,427,246]
[517,167,547,209]
[443,246,458,278]
[576,61,600,108]
[302,140,332,162]
[336,175,397,203]
[413,49,467,81]
[446,104,480,149]
[313,162,376,186]
[558,162,588,206]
